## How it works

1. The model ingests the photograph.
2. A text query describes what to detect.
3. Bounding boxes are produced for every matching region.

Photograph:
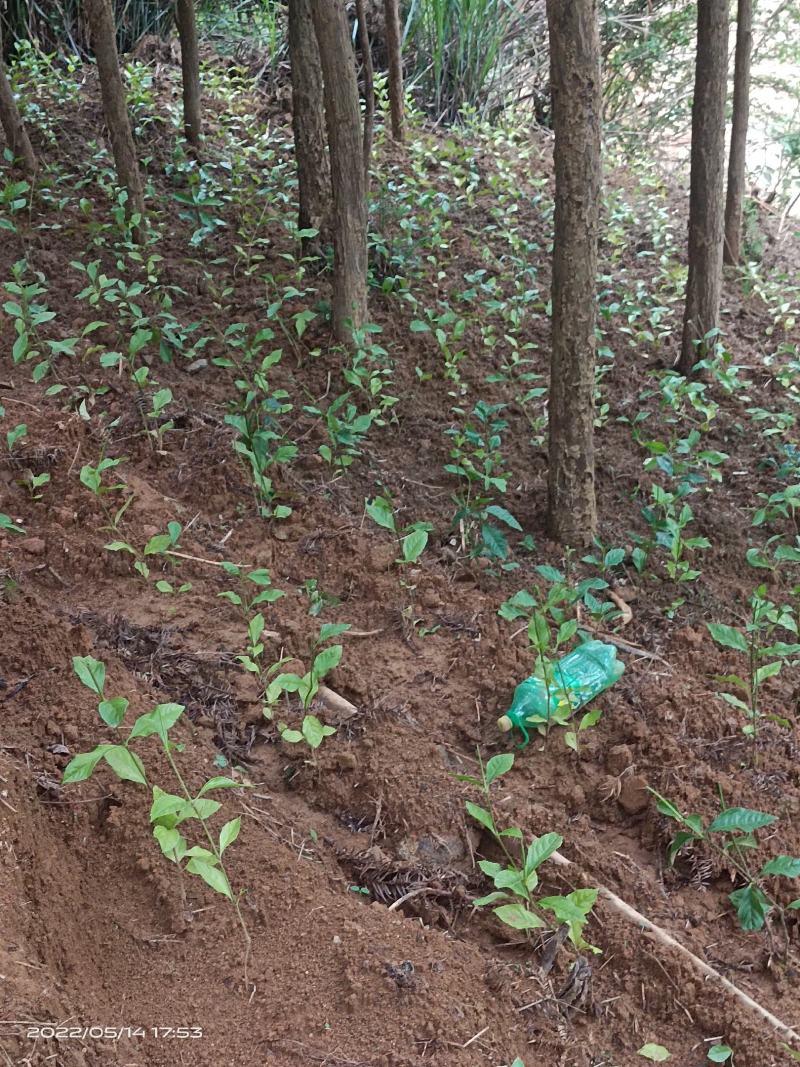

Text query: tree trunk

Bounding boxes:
[176,0,202,148]
[724,0,753,266]
[0,26,36,173]
[383,0,405,142]
[288,0,330,243]
[355,0,374,190]
[85,0,145,233]
[311,0,368,342]
[545,0,602,546]
[678,0,729,374]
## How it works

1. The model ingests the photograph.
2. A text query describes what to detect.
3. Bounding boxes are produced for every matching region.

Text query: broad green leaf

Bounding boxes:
[196,776,241,798]
[176,798,221,823]
[183,846,216,861]
[485,504,522,531]
[525,832,563,873]
[638,1045,671,1062]
[98,696,128,728]
[186,858,232,900]
[302,714,336,749]
[485,753,514,785]
[219,817,241,855]
[493,903,544,930]
[604,548,626,567]
[466,801,495,833]
[129,703,184,743]
[365,496,396,532]
[760,855,800,878]
[472,891,510,906]
[153,825,182,856]
[401,528,428,563]
[729,882,771,930]
[150,787,186,821]
[103,746,147,785]
[317,622,351,643]
[753,660,782,685]
[144,534,173,556]
[707,1045,733,1063]
[72,655,106,696]
[312,644,342,679]
[708,808,776,834]
[480,523,509,559]
[499,826,524,839]
[535,564,563,583]
[62,745,110,784]
[0,512,25,534]
[706,623,748,654]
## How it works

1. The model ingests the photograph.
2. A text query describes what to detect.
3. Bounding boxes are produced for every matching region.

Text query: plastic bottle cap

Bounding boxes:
[497,715,513,732]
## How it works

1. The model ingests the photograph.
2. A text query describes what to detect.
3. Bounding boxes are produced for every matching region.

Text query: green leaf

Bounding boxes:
[72,655,106,696]
[706,623,748,653]
[153,825,182,856]
[312,644,342,679]
[729,882,771,931]
[485,504,522,531]
[708,808,776,834]
[401,528,428,563]
[754,660,782,685]
[317,622,352,643]
[196,776,241,798]
[186,858,232,900]
[493,903,544,930]
[466,801,495,834]
[365,496,396,532]
[302,714,335,749]
[484,753,514,785]
[535,564,564,583]
[760,855,800,878]
[128,703,184,743]
[176,798,222,823]
[480,523,509,559]
[144,534,172,555]
[150,787,186,822]
[638,1045,671,1062]
[707,1045,733,1063]
[472,891,510,906]
[0,512,25,534]
[603,548,626,567]
[525,832,563,872]
[103,746,147,785]
[98,696,128,727]
[62,745,109,784]
[219,817,241,856]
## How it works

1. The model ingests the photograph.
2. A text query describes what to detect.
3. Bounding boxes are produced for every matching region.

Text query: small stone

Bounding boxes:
[186,358,208,374]
[617,774,649,815]
[19,536,45,555]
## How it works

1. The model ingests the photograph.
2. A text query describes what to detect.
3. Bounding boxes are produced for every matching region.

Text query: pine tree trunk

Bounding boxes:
[311,0,368,342]
[678,0,729,374]
[355,0,374,190]
[545,0,601,546]
[724,0,753,266]
[383,0,405,142]
[0,25,36,173]
[176,0,202,148]
[85,0,145,234]
[288,0,330,243]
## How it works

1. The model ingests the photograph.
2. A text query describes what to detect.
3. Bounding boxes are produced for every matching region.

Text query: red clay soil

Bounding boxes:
[1,61,800,1067]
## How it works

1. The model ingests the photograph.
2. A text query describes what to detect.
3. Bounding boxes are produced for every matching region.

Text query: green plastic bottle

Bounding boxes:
[497,639,624,745]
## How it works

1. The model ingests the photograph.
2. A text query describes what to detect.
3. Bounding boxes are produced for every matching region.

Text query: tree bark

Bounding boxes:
[85,0,145,234]
[724,0,753,266]
[545,0,601,546]
[176,0,202,148]
[0,25,36,173]
[678,0,729,374]
[383,0,405,142]
[288,0,330,243]
[355,0,374,191]
[311,0,368,342]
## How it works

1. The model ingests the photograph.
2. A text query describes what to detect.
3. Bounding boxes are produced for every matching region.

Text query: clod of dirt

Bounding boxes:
[617,774,650,815]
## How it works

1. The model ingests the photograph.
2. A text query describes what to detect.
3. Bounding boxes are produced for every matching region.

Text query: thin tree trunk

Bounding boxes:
[545,0,602,546]
[383,0,405,142]
[724,0,753,266]
[0,26,36,173]
[355,0,374,190]
[85,0,145,235]
[176,0,202,148]
[288,0,330,244]
[678,0,729,374]
[311,0,368,342]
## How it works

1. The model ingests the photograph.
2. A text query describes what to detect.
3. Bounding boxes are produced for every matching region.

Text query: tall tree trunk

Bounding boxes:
[355,0,374,190]
[85,0,145,234]
[288,0,330,243]
[545,0,602,546]
[678,0,729,374]
[383,0,405,142]
[311,0,368,342]
[0,25,36,173]
[176,0,202,149]
[724,0,753,266]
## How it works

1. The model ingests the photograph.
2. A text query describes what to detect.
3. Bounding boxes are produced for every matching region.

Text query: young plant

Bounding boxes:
[707,590,800,763]
[458,752,598,950]
[79,456,134,530]
[642,485,710,583]
[63,656,251,977]
[365,495,431,564]
[106,521,187,591]
[653,792,800,934]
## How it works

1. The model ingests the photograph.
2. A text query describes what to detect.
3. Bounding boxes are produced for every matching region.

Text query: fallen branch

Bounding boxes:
[551,849,800,1048]
[317,685,359,721]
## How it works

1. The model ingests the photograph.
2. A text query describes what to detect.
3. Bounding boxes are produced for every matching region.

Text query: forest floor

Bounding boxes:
[1,47,800,1067]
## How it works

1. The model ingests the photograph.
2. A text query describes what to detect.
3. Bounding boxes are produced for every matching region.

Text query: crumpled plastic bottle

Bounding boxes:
[497,639,624,745]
